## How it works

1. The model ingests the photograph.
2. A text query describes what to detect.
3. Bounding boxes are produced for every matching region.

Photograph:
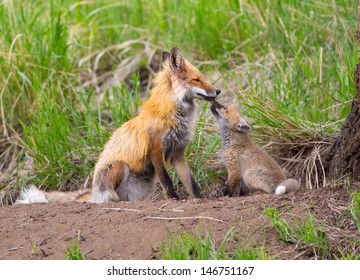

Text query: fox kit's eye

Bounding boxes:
[192,78,201,82]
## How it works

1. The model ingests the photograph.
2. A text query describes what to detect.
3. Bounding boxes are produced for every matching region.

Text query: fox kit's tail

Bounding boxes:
[275,179,300,196]
[15,185,91,204]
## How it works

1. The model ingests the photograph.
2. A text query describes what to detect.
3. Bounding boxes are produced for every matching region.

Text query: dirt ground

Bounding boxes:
[0,186,359,260]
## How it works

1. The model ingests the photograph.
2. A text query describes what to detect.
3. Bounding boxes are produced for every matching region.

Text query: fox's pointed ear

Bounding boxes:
[162,51,170,63]
[169,47,185,72]
[237,120,253,133]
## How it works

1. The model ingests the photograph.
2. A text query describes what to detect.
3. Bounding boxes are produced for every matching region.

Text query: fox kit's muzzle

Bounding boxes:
[210,100,226,117]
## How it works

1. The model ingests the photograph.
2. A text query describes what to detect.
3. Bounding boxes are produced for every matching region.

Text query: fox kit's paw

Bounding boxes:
[223,185,232,197]
[223,187,228,197]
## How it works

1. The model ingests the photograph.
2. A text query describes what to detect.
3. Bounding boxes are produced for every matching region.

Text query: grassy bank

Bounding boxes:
[0,0,357,198]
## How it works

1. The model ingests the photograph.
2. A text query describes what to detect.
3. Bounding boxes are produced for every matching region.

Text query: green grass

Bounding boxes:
[0,0,357,194]
[18,83,140,189]
[334,248,360,260]
[264,208,330,259]
[65,243,85,260]
[349,191,360,231]
[161,228,269,260]
[65,230,85,260]
[264,208,296,243]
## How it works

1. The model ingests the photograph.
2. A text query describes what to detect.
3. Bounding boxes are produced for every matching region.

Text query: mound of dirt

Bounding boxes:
[0,186,358,260]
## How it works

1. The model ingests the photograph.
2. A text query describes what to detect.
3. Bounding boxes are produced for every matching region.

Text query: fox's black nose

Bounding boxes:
[215,89,221,95]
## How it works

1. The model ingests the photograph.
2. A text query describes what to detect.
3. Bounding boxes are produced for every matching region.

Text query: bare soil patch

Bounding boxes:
[0,186,358,260]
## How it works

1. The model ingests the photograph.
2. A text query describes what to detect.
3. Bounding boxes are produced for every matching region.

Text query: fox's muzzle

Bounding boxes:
[195,88,221,101]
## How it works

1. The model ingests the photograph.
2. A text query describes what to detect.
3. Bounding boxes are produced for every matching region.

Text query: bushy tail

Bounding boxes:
[15,185,48,204]
[15,185,91,204]
[275,178,300,196]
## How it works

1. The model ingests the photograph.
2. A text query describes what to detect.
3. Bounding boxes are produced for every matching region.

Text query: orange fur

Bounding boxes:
[92,47,221,202]
[94,64,178,174]
[15,48,221,205]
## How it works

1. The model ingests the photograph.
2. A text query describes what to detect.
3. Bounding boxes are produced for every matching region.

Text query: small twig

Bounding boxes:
[158,203,184,212]
[159,203,167,210]
[146,216,225,223]
[93,211,103,219]
[292,249,308,260]
[101,207,141,212]
[36,238,46,246]
[40,248,48,257]
[327,198,346,215]
[84,249,94,256]
[8,246,22,252]
[159,203,168,209]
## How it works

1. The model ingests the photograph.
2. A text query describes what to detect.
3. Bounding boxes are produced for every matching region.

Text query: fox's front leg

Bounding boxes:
[239,178,251,196]
[172,155,201,198]
[225,171,241,197]
[150,147,179,200]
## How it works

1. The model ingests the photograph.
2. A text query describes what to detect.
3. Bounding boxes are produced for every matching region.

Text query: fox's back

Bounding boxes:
[244,144,285,180]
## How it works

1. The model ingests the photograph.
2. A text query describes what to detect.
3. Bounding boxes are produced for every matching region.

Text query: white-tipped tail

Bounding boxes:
[275,185,286,196]
[15,185,48,204]
[275,178,300,196]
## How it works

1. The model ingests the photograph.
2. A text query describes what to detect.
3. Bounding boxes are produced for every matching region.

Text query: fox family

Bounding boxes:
[16,47,299,205]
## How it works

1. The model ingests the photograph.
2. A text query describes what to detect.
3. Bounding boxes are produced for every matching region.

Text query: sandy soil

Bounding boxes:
[0,186,358,260]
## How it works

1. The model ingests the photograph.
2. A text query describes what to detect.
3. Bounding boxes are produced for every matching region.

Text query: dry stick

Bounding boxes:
[327,199,346,215]
[40,248,48,258]
[8,246,23,251]
[159,203,184,212]
[146,215,225,224]
[292,249,308,260]
[93,211,103,220]
[101,207,141,212]
[84,249,94,256]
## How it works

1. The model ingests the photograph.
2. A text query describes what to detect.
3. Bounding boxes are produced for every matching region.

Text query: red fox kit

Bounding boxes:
[211,101,299,196]
[16,48,221,204]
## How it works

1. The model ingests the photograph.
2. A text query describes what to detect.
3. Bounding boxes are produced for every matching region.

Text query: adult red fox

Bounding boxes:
[210,101,299,196]
[16,47,221,204]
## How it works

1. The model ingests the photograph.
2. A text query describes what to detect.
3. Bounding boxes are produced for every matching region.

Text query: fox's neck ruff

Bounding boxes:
[221,128,252,149]
[141,64,193,129]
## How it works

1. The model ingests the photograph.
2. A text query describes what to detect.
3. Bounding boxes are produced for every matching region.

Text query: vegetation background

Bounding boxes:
[0,0,357,200]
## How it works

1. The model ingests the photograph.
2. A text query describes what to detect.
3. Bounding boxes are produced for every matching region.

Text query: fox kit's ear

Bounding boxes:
[169,47,185,72]
[162,51,170,63]
[237,120,253,133]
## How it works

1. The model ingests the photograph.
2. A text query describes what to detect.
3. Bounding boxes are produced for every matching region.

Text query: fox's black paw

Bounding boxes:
[223,186,229,196]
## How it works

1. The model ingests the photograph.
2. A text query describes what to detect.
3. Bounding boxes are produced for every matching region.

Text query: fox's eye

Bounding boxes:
[192,78,201,82]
